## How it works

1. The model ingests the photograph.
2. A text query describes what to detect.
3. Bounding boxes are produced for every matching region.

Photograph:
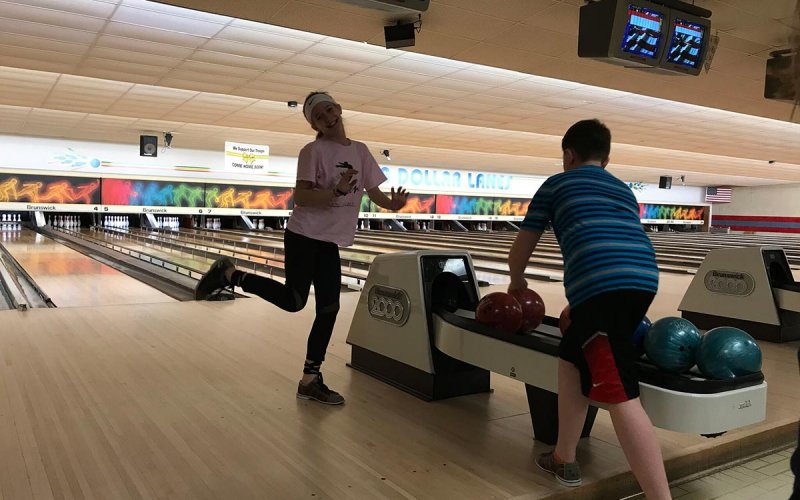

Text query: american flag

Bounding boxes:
[706,186,732,203]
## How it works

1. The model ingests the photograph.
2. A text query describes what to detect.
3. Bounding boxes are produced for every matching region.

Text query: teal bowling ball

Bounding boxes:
[644,317,701,372]
[697,327,762,380]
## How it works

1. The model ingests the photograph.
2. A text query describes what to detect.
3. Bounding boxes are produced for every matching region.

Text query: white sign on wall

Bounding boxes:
[0,135,296,184]
[224,142,270,173]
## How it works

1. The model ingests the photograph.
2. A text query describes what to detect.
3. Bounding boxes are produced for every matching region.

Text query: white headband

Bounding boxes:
[303,94,337,123]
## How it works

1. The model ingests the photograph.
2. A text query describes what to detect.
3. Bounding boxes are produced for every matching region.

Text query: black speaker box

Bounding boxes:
[140,135,158,157]
[384,23,415,49]
[658,176,672,189]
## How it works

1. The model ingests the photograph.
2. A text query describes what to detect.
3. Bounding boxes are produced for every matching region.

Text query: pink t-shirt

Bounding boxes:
[287,138,387,247]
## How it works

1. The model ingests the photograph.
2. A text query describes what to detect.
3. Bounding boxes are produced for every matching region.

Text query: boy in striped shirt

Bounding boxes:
[508,119,670,499]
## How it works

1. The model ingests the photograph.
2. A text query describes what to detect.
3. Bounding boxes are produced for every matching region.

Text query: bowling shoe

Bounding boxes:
[195,257,235,300]
[296,374,345,405]
[536,451,581,487]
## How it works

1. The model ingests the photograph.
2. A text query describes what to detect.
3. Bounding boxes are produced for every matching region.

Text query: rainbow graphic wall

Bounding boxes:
[0,173,100,204]
[204,184,293,210]
[639,204,705,222]
[436,195,531,217]
[360,193,436,214]
[102,179,204,207]
[0,173,709,227]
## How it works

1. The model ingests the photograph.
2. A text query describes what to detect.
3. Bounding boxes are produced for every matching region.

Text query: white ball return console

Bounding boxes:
[680,246,800,342]
[347,250,767,444]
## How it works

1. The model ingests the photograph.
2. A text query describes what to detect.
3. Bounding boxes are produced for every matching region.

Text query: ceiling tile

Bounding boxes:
[422,2,517,41]
[270,3,380,43]
[189,49,278,71]
[111,4,226,38]
[9,0,118,18]
[175,60,264,79]
[0,32,89,55]
[0,2,107,31]
[94,34,196,59]
[103,21,208,48]
[434,0,557,21]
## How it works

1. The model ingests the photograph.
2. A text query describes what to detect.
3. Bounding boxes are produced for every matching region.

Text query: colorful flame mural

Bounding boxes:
[360,193,436,214]
[0,172,709,228]
[639,204,705,221]
[102,179,205,207]
[205,184,293,210]
[436,195,531,216]
[0,174,100,204]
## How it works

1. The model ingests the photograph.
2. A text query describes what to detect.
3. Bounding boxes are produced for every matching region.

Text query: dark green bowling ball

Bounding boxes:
[696,327,762,379]
[644,317,701,372]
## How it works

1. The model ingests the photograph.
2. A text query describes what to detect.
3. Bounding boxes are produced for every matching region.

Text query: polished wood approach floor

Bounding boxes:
[2,229,175,307]
[0,273,797,500]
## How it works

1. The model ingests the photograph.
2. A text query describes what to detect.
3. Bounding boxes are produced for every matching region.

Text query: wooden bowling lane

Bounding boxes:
[113,228,367,283]
[93,228,219,272]
[128,228,303,271]
[183,228,561,284]
[355,231,701,272]
[0,279,796,500]
[1,228,175,308]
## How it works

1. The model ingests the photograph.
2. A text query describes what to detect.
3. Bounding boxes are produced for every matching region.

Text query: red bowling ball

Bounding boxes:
[509,288,546,332]
[559,305,571,335]
[475,292,523,334]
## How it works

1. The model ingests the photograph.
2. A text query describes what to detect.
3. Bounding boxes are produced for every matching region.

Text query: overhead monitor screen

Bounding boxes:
[620,5,665,58]
[665,18,705,68]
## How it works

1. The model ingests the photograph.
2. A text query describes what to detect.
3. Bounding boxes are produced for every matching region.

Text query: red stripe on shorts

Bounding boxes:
[583,333,629,404]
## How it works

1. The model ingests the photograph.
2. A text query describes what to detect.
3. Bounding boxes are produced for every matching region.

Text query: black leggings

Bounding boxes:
[238,229,341,363]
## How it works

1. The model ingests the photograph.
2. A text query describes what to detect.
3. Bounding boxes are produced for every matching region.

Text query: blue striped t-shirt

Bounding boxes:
[520,165,659,307]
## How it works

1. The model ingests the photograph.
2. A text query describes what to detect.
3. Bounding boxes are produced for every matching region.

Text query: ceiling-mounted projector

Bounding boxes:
[335,0,429,13]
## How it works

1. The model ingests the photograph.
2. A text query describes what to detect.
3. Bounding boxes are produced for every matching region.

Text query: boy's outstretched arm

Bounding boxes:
[508,229,542,292]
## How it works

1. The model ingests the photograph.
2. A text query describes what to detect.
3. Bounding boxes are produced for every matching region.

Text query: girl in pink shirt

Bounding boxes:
[195,92,408,404]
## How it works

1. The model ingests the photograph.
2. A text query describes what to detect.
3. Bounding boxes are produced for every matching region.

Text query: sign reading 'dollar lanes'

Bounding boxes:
[224,142,270,173]
[377,165,544,197]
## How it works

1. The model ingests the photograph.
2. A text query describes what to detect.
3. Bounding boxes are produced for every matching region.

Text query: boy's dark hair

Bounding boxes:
[561,119,611,163]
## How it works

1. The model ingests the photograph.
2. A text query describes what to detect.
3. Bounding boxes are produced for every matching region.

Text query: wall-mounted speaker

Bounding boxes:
[659,176,672,189]
[140,135,158,157]
[384,22,415,49]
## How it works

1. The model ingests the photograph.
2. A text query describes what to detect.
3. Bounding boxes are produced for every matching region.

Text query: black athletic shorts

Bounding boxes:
[559,290,655,404]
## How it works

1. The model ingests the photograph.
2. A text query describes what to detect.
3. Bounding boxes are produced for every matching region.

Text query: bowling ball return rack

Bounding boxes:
[347,250,767,445]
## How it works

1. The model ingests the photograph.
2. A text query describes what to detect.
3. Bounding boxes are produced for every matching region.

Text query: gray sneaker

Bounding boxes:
[296,374,345,405]
[536,451,581,487]
[195,257,235,300]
